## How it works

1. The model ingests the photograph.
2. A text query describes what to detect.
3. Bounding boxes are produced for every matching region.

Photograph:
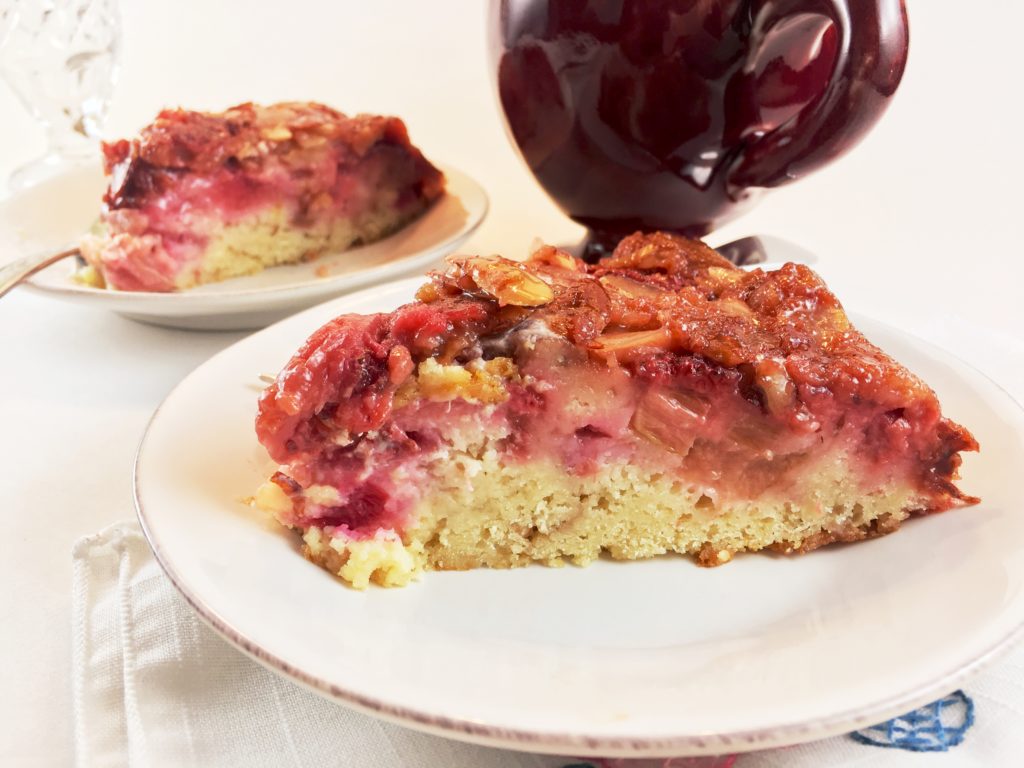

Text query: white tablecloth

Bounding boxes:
[2,1,1023,765]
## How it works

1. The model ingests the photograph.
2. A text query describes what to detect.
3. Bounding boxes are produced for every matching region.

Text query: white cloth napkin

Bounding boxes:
[69,522,1024,768]
[72,523,564,768]
[72,314,1024,768]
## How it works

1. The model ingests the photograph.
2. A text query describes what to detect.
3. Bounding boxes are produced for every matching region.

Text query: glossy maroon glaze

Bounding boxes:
[491,0,909,256]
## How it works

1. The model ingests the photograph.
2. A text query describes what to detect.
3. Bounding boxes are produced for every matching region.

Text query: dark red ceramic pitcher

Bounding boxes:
[490,0,909,257]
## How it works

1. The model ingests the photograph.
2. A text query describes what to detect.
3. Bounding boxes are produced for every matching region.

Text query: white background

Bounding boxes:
[1,1,1022,764]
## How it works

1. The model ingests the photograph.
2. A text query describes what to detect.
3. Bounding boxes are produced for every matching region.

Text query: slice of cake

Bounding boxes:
[254,232,978,588]
[79,101,444,291]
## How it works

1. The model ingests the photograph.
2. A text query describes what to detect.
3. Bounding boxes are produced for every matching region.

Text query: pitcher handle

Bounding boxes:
[728,0,909,190]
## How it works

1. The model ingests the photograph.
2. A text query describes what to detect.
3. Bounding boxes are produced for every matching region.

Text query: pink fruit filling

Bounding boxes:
[258,306,973,543]
[95,146,433,292]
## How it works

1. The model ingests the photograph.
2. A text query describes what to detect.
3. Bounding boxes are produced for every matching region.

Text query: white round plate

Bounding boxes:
[135,277,1024,758]
[0,163,486,330]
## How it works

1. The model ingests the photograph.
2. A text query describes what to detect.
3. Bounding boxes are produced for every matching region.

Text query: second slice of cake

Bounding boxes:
[80,101,444,291]
[255,232,978,588]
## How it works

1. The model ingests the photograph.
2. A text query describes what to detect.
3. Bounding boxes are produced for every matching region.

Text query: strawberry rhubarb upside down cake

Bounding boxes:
[254,233,978,588]
[80,101,444,291]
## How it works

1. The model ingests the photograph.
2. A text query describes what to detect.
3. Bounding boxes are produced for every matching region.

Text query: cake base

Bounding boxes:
[176,201,418,289]
[259,443,926,589]
[80,200,422,291]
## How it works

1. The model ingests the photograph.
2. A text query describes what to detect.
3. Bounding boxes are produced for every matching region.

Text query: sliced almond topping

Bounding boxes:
[529,245,583,272]
[598,273,663,299]
[463,257,554,307]
[261,126,293,142]
[591,327,672,354]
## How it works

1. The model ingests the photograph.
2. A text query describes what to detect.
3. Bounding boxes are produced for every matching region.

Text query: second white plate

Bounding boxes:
[0,163,487,330]
[135,276,1024,758]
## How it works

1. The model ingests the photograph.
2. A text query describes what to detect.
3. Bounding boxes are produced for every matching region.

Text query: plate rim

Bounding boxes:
[18,163,487,307]
[133,276,1024,757]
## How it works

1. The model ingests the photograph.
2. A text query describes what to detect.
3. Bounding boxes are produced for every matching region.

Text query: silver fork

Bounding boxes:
[0,246,81,299]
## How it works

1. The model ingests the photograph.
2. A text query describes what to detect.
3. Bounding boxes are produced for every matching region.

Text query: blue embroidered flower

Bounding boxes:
[850,690,974,751]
